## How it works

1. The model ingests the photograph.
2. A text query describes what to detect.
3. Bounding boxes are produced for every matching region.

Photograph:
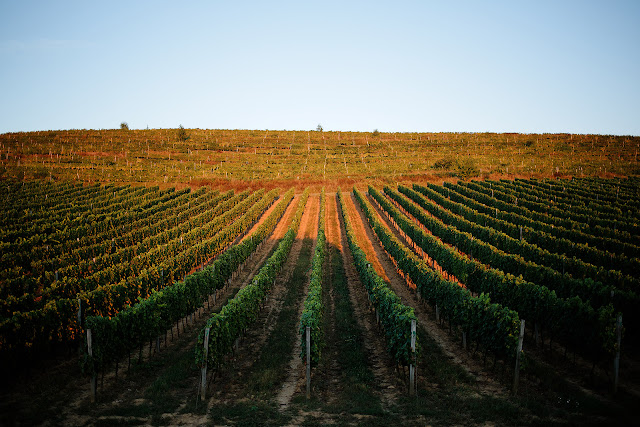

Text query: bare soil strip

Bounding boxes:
[236,192,283,245]
[342,192,390,282]
[344,192,406,294]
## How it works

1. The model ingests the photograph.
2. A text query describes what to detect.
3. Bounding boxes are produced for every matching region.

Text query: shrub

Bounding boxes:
[433,157,455,169]
[120,122,129,130]
[32,166,49,179]
[177,125,189,142]
[455,158,480,178]
[433,156,479,178]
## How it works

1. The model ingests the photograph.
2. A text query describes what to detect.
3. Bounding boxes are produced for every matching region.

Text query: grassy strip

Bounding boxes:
[247,238,314,396]
[209,401,291,426]
[205,234,316,425]
[321,241,383,415]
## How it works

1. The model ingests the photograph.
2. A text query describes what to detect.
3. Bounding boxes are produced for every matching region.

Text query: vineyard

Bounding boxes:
[1,130,639,425]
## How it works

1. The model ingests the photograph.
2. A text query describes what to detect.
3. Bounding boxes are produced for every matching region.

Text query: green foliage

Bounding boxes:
[472,178,639,238]
[399,184,639,319]
[1,175,637,383]
[455,158,480,178]
[413,182,640,278]
[0,186,289,372]
[120,122,129,130]
[380,184,621,361]
[338,188,419,366]
[300,188,326,366]
[432,157,479,178]
[433,157,455,169]
[78,188,287,375]
[195,188,311,370]
[363,186,520,360]
[436,181,640,259]
[31,166,49,179]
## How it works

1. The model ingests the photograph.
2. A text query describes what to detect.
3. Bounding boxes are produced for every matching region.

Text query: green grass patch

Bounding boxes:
[513,356,621,424]
[247,238,313,395]
[414,324,474,389]
[397,391,524,426]
[97,343,202,422]
[322,242,384,415]
[209,401,292,426]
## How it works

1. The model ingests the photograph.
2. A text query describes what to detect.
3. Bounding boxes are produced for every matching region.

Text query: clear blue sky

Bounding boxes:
[1,0,639,135]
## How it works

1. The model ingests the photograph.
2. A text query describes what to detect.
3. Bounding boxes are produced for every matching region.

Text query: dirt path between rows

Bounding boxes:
[342,193,390,283]
[348,190,507,397]
[344,193,404,291]
[237,192,283,245]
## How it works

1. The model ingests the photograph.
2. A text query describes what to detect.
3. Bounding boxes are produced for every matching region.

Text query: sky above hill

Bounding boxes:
[1,0,639,135]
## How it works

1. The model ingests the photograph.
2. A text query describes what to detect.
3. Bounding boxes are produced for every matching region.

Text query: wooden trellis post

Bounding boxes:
[512,320,525,395]
[614,315,622,394]
[306,326,311,399]
[409,319,417,396]
[200,327,211,401]
[87,329,96,403]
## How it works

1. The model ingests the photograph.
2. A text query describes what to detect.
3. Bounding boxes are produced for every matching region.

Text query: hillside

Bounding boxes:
[1,129,638,189]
